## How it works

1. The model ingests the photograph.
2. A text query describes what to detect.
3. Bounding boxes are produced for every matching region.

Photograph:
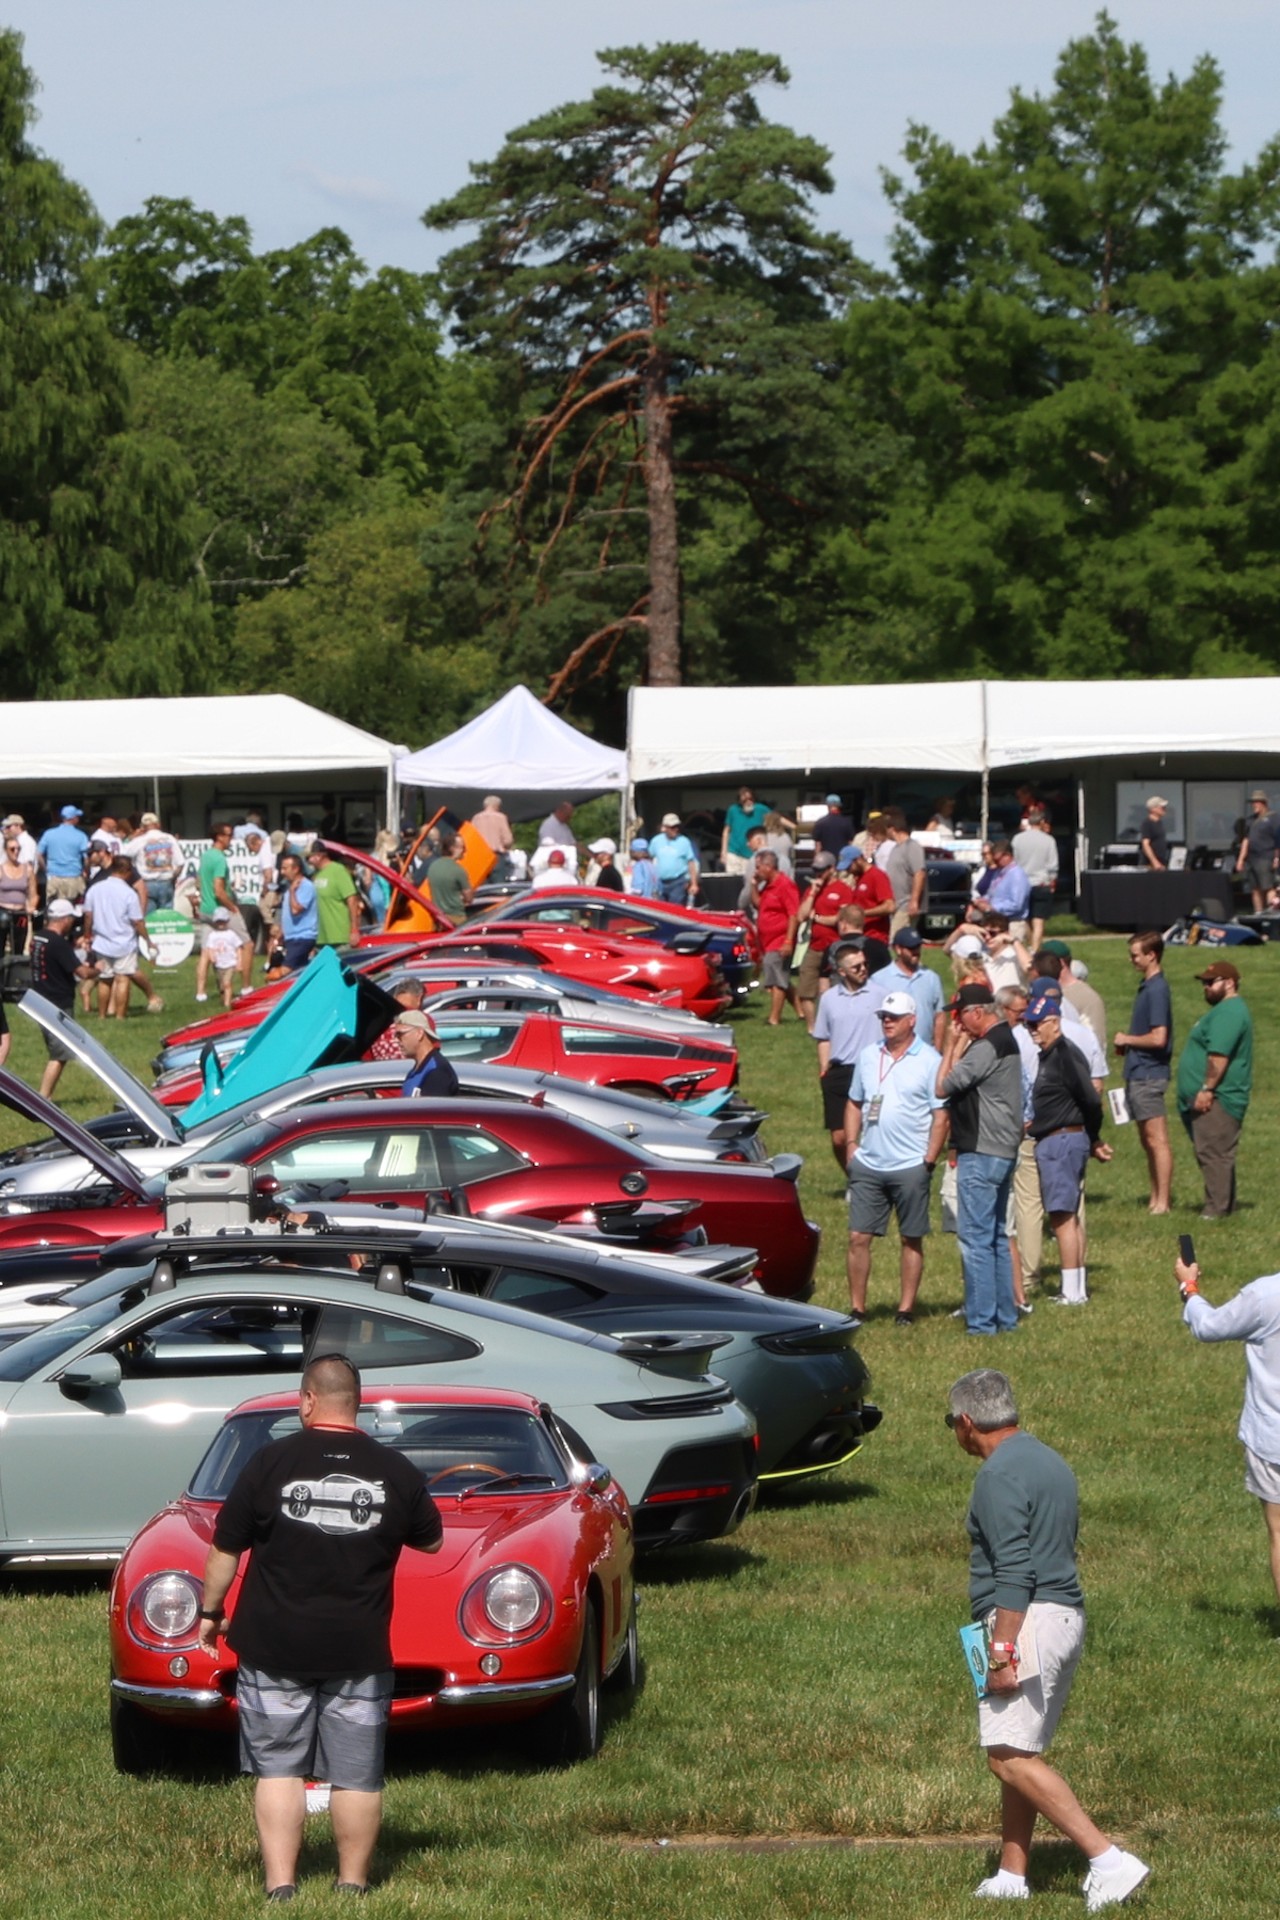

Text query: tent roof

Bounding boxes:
[627,685,986,782]
[0,696,399,783]
[397,685,626,813]
[984,679,1280,767]
[629,680,1280,783]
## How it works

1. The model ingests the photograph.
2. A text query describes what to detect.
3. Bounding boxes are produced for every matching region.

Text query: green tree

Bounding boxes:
[233,498,499,742]
[0,32,207,696]
[426,43,855,696]
[100,200,459,494]
[837,13,1280,681]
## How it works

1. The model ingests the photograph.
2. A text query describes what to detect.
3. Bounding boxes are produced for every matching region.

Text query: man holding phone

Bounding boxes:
[1175,1243,1280,1607]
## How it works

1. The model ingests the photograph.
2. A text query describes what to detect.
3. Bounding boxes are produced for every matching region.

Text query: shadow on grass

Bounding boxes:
[633,1540,765,1587]
[0,1568,110,1599]
[756,1475,878,1513]
[1189,1593,1280,1641]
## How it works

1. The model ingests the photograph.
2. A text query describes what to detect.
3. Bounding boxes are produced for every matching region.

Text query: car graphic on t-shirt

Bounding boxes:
[280,1474,386,1534]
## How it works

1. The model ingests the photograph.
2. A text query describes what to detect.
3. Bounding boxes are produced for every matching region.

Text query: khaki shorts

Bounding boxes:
[978,1603,1084,1753]
[795,944,831,1001]
[46,876,85,902]
[92,948,139,979]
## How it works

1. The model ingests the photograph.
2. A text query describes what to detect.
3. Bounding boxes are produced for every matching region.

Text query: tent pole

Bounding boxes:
[152,775,161,818]
[990,683,997,848]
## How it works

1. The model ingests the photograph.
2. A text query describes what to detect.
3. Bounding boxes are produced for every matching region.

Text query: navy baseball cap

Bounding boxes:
[892,928,922,950]
[1023,984,1063,1025]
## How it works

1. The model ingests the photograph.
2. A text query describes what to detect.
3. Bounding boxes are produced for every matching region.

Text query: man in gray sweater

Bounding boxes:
[948,1369,1149,1909]
[938,985,1025,1335]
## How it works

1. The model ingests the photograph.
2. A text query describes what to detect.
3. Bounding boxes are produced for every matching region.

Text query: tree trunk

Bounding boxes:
[642,351,681,685]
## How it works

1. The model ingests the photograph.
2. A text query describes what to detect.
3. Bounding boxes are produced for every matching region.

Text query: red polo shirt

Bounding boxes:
[851,866,893,919]
[756,873,801,953]
[807,877,856,952]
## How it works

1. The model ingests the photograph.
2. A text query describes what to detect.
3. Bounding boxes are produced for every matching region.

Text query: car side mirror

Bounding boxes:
[571,1461,612,1495]
[59,1352,123,1397]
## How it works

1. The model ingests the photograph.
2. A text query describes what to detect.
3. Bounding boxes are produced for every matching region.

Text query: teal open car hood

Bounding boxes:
[182,949,400,1129]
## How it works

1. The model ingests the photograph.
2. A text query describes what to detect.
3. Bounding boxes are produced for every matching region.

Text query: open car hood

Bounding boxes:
[181,948,401,1129]
[19,993,183,1146]
[0,1064,152,1198]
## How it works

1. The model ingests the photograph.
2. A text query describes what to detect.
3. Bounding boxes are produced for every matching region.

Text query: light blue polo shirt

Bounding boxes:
[850,1034,946,1173]
[886,959,945,1038]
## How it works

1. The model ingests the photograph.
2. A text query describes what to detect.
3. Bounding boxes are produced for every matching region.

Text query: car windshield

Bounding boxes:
[0,1284,147,1380]
[189,1403,569,1499]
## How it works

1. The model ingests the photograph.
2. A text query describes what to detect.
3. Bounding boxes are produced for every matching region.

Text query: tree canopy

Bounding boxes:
[836,12,1280,681]
[4,19,1280,743]
[426,43,856,697]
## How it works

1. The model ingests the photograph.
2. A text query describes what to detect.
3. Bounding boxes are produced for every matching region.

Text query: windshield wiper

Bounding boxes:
[457,1472,559,1498]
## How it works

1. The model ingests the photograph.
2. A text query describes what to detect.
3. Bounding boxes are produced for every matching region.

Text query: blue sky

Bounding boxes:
[9,1,1280,272]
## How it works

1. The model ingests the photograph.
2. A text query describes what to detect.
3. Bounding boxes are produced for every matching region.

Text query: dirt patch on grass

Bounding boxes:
[620,1832,1003,1854]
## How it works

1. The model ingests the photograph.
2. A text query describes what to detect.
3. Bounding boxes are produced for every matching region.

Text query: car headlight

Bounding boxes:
[459,1564,553,1645]
[128,1571,201,1644]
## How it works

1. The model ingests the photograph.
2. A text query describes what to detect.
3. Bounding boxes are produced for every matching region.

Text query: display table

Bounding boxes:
[1078,869,1233,930]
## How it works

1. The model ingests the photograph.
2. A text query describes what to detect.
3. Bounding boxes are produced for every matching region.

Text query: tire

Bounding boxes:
[605,1592,639,1694]
[110,1695,173,1776]
[536,1602,601,1765]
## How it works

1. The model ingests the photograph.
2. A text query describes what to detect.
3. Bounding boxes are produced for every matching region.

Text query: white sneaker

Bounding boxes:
[1083,1850,1149,1911]
[973,1873,1029,1898]
[194,993,208,1003]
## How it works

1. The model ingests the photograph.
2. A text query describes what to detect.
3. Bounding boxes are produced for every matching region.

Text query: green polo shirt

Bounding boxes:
[1176,994,1253,1120]
[312,861,357,946]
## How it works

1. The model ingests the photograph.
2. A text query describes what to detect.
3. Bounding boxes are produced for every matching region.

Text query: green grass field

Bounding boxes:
[2,939,1278,1917]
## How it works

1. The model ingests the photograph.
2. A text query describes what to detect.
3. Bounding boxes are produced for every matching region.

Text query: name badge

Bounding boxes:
[865,1094,884,1127]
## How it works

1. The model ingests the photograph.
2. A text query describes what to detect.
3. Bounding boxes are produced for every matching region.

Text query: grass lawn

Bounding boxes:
[2,939,1279,1916]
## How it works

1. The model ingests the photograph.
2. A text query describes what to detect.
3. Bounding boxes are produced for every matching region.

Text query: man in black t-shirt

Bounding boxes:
[29,898,95,1099]
[199,1355,442,1899]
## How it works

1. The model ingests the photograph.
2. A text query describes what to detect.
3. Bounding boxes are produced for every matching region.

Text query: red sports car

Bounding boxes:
[0,1095,818,1297]
[422,925,731,1019]
[470,887,761,990]
[157,932,716,1056]
[109,1384,636,1773]
[153,1008,739,1109]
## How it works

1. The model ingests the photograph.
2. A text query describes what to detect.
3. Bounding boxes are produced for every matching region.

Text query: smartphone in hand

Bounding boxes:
[1179,1234,1196,1269]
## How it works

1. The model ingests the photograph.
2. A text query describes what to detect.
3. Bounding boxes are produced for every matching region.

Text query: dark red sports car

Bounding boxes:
[0,1089,819,1298]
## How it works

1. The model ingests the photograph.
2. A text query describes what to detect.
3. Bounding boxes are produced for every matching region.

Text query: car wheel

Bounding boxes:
[110,1695,174,1776]
[536,1601,601,1765]
[605,1592,639,1694]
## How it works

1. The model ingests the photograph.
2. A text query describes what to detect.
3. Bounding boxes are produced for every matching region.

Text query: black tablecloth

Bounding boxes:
[1078,869,1233,929]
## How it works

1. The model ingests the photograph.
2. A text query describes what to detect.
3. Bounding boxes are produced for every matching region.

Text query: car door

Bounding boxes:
[0,1293,322,1550]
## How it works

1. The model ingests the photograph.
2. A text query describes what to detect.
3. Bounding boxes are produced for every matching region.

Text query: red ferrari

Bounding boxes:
[153,1008,739,1109]
[0,1098,819,1297]
[109,1384,636,1772]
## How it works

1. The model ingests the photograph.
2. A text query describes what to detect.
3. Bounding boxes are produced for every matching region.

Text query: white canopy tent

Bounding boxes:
[396,684,627,821]
[627,679,1280,857]
[627,684,988,783]
[0,695,402,831]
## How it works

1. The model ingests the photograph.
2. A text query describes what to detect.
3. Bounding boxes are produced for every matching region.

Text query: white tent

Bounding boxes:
[984,679,1280,767]
[627,684,988,783]
[396,684,627,819]
[629,679,1280,780]
[0,695,402,823]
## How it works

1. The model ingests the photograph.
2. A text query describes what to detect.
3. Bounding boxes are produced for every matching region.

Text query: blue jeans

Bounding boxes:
[659,876,690,905]
[145,880,174,911]
[955,1152,1017,1334]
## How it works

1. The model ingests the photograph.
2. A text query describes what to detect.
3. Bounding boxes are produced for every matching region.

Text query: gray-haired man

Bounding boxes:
[947,1369,1149,1909]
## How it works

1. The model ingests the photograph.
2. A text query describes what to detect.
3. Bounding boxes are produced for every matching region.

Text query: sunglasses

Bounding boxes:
[944,1412,964,1429]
